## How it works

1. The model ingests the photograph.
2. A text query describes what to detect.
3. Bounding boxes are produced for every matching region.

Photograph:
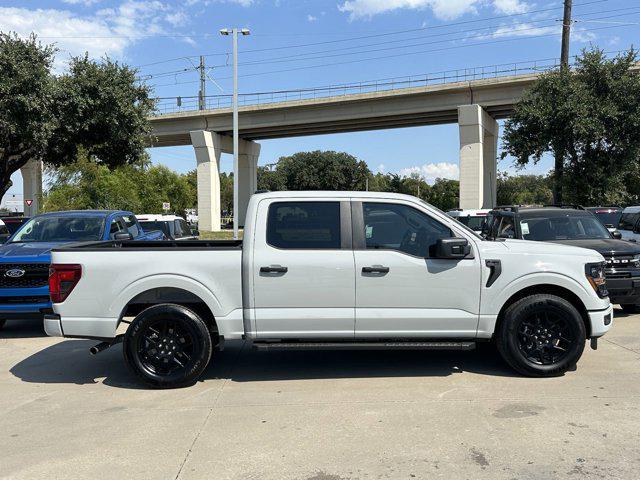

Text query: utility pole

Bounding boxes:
[198,55,206,110]
[221,28,250,240]
[555,0,573,204]
[560,0,573,70]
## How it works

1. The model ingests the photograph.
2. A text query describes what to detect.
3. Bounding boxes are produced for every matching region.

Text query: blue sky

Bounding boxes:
[1,0,638,198]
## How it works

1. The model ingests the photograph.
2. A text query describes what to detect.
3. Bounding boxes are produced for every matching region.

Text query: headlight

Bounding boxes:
[585,262,608,298]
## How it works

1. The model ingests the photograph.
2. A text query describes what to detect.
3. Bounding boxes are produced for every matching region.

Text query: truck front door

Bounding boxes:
[352,200,481,338]
[252,199,355,339]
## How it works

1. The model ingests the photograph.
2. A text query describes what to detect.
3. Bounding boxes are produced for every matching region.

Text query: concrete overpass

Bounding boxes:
[149,70,539,230]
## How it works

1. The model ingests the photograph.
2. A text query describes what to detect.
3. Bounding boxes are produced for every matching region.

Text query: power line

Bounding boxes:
[147,21,634,88]
[132,0,613,69]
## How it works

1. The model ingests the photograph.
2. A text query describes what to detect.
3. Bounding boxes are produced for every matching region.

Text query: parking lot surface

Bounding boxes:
[1,310,640,480]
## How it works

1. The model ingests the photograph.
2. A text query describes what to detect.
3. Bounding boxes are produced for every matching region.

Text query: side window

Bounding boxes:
[363,202,452,257]
[109,218,126,239]
[267,202,341,249]
[619,213,640,231]
[122,216,140,238]
[497,216,516,239]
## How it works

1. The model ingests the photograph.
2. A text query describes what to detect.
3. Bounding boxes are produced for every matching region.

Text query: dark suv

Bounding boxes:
[483,205,640,312]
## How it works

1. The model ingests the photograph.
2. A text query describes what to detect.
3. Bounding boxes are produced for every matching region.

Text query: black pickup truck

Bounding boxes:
[483,205,640,312]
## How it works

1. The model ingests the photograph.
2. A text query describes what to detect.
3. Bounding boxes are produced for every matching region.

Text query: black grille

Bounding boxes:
[0,296,50,304]
[0,263,50,288]
[604,255,639,275]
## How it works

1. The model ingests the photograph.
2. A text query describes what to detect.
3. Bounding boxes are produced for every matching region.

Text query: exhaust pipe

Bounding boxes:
[89,335,124,355]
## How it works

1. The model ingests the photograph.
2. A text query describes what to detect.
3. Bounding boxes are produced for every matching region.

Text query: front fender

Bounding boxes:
[482,271,605,316]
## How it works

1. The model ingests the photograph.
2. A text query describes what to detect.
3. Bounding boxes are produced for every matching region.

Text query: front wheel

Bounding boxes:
[496,294,586,377]
[620,304,638,314]
[123,304,213,388]
[0,319,5,331]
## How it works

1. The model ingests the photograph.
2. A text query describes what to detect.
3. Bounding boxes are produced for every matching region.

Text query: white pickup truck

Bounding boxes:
[45,191,613,388]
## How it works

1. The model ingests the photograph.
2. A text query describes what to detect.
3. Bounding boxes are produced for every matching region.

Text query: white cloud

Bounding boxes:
[62,0,103,6]
[165,11,189,27]
[489,22,559,39]
[376,163,386,174]
[399,162,459,184]
[307,14,318,22]
[0,2,186,71]
[185,0,254,5]
[492,0,528,15]
[338,0,531,20]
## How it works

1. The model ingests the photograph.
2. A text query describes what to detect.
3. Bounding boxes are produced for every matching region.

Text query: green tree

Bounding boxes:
[502,48,640,205]
[276,151,370,191]
[0,33,154,198]
[496,172,553,206]
[44,157,196,215]
[428,179,459,210]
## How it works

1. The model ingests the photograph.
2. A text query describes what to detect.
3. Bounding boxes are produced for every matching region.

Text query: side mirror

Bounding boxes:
[434,237,471,259]
[114,232,133,241]
[191,229,200,237]
[612,230,622,240]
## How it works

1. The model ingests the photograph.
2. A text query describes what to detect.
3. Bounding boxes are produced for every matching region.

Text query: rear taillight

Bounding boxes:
[49,264,82,303]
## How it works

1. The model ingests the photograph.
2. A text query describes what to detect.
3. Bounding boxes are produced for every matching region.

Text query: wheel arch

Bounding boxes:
[494,284,591,338]
[119,287,217,335]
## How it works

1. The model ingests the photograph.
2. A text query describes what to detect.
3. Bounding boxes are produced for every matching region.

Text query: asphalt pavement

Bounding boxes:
[1,310,639,480]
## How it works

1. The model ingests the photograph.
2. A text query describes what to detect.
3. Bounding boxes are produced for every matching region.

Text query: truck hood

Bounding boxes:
[499,238,604,261]
[0,241,63,260]
[546,238,640,257]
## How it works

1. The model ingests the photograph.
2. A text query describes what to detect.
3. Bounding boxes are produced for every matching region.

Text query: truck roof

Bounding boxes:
[254,191,426,202]
[33,210,129,218]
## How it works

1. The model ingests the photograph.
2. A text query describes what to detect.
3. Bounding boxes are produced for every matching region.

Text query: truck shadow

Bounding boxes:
[10,339,518,389]
[0,319,47,339]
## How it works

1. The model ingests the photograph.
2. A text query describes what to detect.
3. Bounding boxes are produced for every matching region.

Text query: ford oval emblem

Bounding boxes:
[5,268,26,278]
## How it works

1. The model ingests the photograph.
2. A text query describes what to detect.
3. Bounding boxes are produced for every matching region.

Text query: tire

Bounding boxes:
[123,304,213,388]
[621,304,638,314]
[496,294,586,377]
[0,319,5,331]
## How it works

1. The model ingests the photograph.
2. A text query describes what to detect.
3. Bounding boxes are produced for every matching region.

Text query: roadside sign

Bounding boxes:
[162,202,170,211]
[25,199,33,206]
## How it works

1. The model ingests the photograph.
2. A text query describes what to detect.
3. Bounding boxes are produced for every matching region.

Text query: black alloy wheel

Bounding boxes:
[516,311,575,365]
[496,294,586,377]
[123,304,212,388]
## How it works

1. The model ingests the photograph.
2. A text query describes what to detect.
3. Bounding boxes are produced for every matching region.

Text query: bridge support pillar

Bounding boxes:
[21,159,43,216]
[190,130,221,232]
[237,141,261,228]
[458,104,498,209]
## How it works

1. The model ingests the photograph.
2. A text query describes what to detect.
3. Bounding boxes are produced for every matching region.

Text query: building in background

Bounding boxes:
[1,193,25,214]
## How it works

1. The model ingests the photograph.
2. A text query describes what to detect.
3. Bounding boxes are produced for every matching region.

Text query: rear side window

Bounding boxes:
[619,213,640,231]
[267,202,341,249]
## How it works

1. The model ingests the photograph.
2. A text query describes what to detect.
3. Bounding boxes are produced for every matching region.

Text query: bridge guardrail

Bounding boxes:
[153,58,561,115]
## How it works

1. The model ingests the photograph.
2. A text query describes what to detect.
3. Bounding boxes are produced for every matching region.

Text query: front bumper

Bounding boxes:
[44,314,63,337]
[589,304,614,338]
[606,277,640,305]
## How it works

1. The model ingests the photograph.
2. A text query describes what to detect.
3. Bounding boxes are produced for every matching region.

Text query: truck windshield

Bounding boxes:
[11,216,105,243]
[520,214,611,241]
[589,209,622,228]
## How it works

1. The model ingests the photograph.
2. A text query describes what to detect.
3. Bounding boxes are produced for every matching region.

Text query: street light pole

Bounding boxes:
[220,27,250,240]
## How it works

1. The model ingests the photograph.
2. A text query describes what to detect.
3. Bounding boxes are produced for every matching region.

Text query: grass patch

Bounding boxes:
[199,229,243,240]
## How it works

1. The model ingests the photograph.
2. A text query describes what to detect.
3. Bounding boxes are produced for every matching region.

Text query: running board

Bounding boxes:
[252,341,476,351]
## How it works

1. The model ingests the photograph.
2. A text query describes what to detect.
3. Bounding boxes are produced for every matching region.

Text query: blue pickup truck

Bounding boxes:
[0,210,163,330]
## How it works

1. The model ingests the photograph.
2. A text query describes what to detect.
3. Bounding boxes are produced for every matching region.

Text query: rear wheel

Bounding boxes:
[123,304,212,388]
[497,294,586,377]
[621,304,638,313]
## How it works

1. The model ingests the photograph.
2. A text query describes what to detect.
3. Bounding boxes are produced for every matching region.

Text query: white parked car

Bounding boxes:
[136,214,198,241]
[447,209,491,232]
[617,206,640,242]
[45,191,612,387]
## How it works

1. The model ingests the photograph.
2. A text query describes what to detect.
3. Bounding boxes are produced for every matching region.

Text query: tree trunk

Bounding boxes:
[553,149,564,205]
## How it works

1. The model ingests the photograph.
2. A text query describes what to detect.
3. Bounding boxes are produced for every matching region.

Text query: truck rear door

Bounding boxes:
[251,199,355,339]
